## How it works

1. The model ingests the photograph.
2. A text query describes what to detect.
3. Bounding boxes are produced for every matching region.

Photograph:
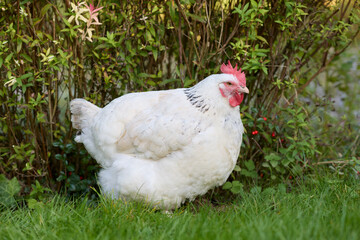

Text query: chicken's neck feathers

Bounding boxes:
[184,75,240,114]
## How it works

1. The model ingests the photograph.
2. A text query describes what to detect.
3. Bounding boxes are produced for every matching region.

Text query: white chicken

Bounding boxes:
[70,62,249,209]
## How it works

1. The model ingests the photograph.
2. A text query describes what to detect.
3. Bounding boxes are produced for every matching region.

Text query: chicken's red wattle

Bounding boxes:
[229,92,244,107]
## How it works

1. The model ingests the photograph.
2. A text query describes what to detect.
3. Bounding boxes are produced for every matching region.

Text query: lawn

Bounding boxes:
[1,178,359,240]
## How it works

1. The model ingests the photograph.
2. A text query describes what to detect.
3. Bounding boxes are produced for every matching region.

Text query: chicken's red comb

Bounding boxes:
[220,61,246,86]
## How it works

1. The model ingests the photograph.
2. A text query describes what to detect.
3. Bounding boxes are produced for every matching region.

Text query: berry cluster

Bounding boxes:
[250,116,286,142]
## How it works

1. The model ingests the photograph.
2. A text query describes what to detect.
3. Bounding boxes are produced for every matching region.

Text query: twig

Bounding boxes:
[285,28,359,107]
[312,160,353,165]
[251,138,264,154]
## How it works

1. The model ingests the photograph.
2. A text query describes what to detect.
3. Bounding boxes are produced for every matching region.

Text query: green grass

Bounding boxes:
[1,179,359,240]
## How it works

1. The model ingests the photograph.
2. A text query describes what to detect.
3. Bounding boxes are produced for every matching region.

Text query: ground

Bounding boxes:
[1,178,359,240]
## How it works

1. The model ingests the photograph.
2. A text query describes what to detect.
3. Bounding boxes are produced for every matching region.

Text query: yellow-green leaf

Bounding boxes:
[256,35,268,44]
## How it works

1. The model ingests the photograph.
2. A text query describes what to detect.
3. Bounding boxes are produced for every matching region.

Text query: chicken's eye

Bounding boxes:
[227,82,233,86]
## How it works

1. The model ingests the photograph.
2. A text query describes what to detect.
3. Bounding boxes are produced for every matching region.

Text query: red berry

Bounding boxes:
[69,172,72,176]
[263,117,267,121]
[252,130,258,135]
[357,171,360,175]
[260,173,264,178]
[80,176,84,180]
[272,132,276,137]
[289,176,293,180]
[281,139,285,142]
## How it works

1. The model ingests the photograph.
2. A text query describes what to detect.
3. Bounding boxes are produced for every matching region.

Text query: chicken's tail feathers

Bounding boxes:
[70,98,101,132]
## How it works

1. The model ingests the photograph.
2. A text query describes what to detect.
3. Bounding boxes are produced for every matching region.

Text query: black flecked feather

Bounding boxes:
[184,88,209,113]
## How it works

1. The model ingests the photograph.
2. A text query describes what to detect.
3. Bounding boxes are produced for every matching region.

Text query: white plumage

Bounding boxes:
[70,63,248,209]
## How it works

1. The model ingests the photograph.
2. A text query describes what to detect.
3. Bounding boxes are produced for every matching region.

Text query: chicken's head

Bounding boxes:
[218,61,249,107]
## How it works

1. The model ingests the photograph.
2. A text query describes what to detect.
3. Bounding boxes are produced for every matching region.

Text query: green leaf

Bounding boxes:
[287,120,295,125]
[167,1,178,24]
[262,66,268,75]
[95,43,110,50]
[41,3,53,18]
[234,165,241,172]
[240,169,254,177]
[16,38,22,53]
[231,181,243,194]
[149,25,156,38]
[265,153,282,162]
[184,78,196,88]
[250,0,258,8]
[245,160,255,171]
[152,49,158,61]
[5,53,14,63]
[185,12,206,23]
[147,80,156,86]
[19,72,33,80]
[243,3,249,12]
[67,165,75,172]
[20,54,32,62]
[262,162,270,168]
[92,51,99,59]
[270,159,278,167]
[152,5,159,13]
[138,73,149,78]
[0,175,21,208]
[222,181,232,190]
[243,112,254,120]
[62,18,71,27]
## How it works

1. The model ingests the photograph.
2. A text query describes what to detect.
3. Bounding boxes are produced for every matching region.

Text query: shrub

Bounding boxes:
[0,0,359,193]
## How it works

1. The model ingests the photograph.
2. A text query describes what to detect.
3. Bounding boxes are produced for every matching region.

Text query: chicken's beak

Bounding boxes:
[240,86,249,94]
